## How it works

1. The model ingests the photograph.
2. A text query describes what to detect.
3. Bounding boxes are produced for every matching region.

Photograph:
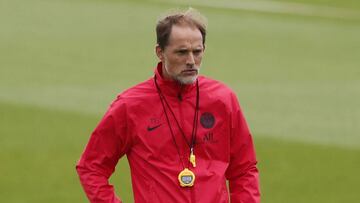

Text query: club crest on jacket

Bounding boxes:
[200,112,215,129]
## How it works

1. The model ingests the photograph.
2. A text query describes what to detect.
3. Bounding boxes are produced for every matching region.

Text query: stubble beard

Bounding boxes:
[173,69,200,85]
[163,63,201,85]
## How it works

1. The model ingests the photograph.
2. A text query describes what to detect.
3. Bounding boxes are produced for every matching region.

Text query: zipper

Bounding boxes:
[178,91,196,203]
[177,90,190,202]
[191,186,196,203]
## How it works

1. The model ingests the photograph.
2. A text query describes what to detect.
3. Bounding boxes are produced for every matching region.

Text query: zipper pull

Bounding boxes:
[177,93,182,101]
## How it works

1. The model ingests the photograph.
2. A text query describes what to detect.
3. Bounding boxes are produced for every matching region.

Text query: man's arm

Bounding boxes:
[225,93,260,203]
[76,101,131,203]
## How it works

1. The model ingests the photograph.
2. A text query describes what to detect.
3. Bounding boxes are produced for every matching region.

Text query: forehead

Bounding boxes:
[167,25,203,47]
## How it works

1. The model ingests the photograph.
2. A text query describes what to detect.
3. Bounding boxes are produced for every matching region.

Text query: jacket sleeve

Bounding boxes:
[225,93,260,203]
[76,99,131,203]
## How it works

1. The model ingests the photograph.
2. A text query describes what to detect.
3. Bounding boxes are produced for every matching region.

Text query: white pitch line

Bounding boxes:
[154,0,360,20]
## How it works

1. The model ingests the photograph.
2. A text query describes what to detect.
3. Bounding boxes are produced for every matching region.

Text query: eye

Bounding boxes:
[193,49,203,56]
[177,50,188,55]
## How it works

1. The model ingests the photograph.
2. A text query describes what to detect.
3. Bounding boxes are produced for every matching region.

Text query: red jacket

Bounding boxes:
[76,62,260,203]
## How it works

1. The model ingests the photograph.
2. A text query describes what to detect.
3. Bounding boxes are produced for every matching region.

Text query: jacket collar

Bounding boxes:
[154,62,197,99]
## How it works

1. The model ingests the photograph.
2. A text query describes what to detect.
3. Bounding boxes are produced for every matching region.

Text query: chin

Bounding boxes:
[176,75,198,85]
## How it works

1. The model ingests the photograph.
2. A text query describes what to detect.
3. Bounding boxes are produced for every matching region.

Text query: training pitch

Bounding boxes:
[1,0,359,202]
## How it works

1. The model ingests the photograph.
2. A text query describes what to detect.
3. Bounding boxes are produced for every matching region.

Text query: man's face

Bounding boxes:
[156,25,205,85]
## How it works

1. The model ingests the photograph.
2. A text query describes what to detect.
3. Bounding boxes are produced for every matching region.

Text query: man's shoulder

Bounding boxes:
[198,75,235,95]
[198,76,240,110]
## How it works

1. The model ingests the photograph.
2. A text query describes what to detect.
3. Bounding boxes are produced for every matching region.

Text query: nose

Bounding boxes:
[186,52,195,66]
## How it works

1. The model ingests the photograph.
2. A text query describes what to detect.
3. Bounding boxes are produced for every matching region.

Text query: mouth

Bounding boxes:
[181,69,198,75]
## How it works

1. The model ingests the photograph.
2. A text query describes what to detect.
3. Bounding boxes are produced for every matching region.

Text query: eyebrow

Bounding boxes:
[175,47,203,52]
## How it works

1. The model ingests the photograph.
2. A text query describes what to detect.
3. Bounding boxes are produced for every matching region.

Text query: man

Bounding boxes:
[76,8,260,203]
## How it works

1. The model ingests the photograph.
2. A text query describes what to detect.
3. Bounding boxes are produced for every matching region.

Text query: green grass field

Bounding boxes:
[1,0,359,202]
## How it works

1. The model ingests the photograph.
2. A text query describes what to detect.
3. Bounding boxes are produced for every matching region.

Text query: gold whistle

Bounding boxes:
[190,152,196,167]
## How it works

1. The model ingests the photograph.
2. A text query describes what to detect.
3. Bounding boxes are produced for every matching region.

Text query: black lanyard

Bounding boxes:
[154,75,200,168]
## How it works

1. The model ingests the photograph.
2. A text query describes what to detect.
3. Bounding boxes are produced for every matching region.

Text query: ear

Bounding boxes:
[155,44,164,61]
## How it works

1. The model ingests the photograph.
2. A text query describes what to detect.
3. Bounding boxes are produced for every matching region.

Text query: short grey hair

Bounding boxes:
[156,8,208,49]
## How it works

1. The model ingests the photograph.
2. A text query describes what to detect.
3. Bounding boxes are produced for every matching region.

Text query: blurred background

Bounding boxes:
[1,0,359,202]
